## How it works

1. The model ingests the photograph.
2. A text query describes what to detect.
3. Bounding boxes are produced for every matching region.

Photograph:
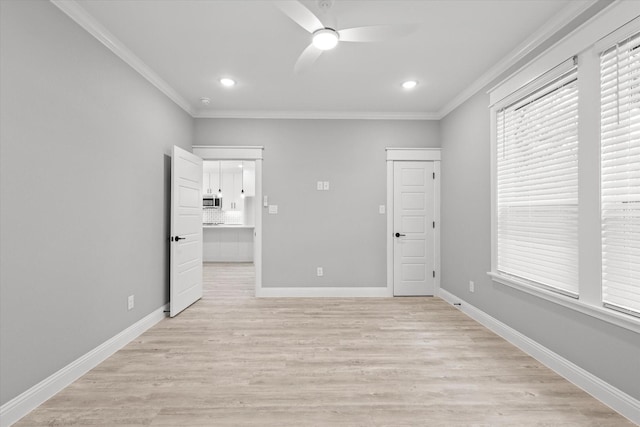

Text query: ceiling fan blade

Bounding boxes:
[274,1,324,34]
[294,43,323,74]
[338,24,419,43]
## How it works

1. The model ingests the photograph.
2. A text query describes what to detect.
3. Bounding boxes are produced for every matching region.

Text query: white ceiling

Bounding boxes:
[64,0,589,119]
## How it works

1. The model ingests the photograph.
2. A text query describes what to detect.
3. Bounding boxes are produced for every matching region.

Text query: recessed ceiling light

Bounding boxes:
[402,80,418,90]
[220,78,236,87]
[312,28,339,51]
[200,97,211,105]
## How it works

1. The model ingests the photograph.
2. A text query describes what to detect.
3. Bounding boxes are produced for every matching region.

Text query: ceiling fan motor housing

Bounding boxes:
[318,0,333,11]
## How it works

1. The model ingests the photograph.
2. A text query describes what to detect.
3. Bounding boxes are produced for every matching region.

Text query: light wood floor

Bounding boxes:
[16,263,633,426]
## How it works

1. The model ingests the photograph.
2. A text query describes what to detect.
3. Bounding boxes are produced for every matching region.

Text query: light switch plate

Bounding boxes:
[317,181,323,191]
[379,205,386,214]
[263,196,268,207]
[323,181,330,190]
[268,205,278,214]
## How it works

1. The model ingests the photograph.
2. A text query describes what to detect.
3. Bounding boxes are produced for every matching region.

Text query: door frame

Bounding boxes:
[193,145,264,295]
[386,148,441,296]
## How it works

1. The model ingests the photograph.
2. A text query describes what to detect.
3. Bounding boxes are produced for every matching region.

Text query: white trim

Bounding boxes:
[488,272,640,334]
[256,286,392,298]
[386,149,441,297]
[489,0,640,108]
[489,57,576,108]
[385,147,441,161]
[50,1,195,116]
[489,108,498,274]
[438,0,599,118]
[194,110,440,121]
[0,305,168,427]
[433,161,441,294]
[48,0,602,122]
[386,161,394,294]
[487,1,640,336]
[192,146,264,160]
[438,289,640,425]
[593,14,640,53]
[254,159,263,294]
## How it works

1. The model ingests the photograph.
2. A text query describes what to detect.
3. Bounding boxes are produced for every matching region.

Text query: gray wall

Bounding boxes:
[440,75,640,400]
[195,119,439,287]
[0,1,193,404]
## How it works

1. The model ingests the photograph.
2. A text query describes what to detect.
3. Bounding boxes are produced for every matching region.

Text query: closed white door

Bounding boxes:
[170,146,203,317]
[393,161,435,296]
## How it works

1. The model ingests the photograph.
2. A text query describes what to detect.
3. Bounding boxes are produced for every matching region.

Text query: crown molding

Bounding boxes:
[50,0,196,116]
[437,0,600,119]
[50,0,600,122]
[194,109,440,120]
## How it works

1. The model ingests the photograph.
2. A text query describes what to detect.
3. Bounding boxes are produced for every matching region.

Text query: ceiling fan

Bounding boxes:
[275,0,418,73]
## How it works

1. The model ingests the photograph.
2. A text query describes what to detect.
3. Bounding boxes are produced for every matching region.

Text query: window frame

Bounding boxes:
[488,4,640,334]
[494,62,580,298]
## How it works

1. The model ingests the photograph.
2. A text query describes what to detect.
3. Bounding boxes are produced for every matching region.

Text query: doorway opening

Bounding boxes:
[202,160,256,263]
[193,146,264,296]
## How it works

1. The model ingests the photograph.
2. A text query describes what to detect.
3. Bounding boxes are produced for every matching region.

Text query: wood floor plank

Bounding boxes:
[15,263,634,426]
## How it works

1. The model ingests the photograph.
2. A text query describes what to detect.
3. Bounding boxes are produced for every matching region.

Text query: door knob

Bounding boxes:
[395,232,406,237]
[174,236,185,241]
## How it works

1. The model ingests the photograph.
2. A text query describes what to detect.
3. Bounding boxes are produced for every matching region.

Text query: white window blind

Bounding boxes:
[600,31,640,317]
[496,67,579,296]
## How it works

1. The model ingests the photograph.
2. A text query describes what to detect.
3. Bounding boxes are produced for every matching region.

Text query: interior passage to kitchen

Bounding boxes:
[202,160,255,262]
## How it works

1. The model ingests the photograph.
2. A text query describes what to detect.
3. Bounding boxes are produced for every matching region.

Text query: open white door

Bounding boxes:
[170,146,203,317]
[393,161,435,296]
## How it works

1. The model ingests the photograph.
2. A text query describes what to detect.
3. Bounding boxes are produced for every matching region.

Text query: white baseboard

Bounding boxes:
[438,289,640,425]
[0,304,168,427]
[257,286,392,297]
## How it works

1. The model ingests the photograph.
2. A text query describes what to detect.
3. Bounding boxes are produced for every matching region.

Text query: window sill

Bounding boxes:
[487,271,640,334]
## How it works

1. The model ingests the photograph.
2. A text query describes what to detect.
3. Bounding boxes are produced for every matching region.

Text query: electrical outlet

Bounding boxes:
[469,281,475,293]
[317,181,323,190]
[268,205,278,214]
[127,295,135,310]
[323,181,330,190]
[379,205,386,214]
[317,267,323,277]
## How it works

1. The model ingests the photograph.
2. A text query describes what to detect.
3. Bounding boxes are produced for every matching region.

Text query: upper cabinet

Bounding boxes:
[203,160,256,210]
[202,162,221,196]
[243,167,255,197]
[222,170,243,211]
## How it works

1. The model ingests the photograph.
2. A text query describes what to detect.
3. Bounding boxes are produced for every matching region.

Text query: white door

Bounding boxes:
[393,161,435,296]
[170,146,203,317]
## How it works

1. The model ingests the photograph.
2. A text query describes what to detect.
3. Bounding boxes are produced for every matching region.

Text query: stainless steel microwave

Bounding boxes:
[203,196,221,209]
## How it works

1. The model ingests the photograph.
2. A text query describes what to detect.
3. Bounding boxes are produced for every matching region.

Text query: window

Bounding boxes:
[600,31,640,317]
[496,67,579,297]
[489,6,640,332]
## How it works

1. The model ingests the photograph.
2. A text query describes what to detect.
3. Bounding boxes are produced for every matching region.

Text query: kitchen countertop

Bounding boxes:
[203,224,254,229]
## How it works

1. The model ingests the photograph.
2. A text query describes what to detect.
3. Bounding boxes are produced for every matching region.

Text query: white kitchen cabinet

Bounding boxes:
[203,226,254,262]
[202,163,220,195]
[243,167,255,197]
[222,170,243,211]
[202,172,212,195]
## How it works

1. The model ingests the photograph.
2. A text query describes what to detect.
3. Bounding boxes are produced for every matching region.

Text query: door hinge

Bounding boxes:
[433,221,435,229]
[433,172,435,179]
[433,270,436,278]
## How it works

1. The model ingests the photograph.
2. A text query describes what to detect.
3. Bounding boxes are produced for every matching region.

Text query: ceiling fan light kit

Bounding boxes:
[312,28,339,50]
